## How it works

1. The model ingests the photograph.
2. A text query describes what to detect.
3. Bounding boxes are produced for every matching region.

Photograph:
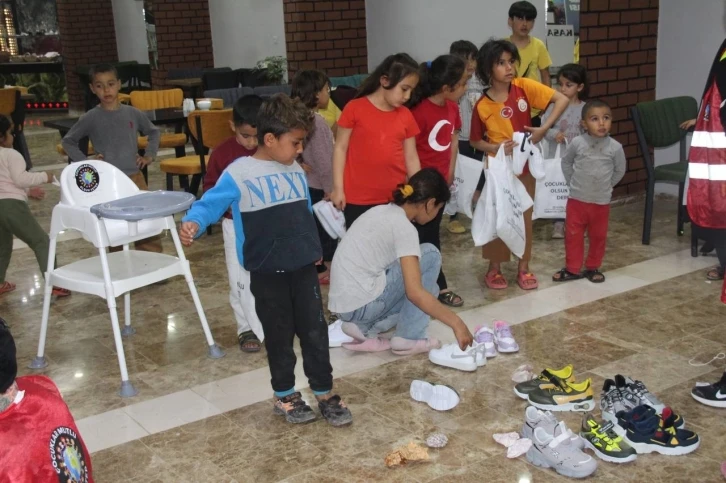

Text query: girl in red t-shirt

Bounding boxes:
[408,55,468,307]
[331,53,422,227]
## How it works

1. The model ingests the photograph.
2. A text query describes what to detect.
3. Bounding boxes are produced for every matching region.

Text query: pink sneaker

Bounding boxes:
[493,320,519,353]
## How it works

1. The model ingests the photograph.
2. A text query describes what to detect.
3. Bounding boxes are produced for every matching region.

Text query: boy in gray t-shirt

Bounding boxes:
[62,63,162,252]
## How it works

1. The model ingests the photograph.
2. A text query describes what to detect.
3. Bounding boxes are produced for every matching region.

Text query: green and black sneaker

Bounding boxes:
[513,364,575,400]
[580,413,637,464]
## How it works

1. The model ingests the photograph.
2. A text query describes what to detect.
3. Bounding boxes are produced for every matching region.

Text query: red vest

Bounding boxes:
[0,376,94,483]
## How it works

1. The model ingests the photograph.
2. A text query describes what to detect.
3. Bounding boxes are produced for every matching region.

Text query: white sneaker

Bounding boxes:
[328,320,354,347]
[410,380,460,411]
[428,342,478,372]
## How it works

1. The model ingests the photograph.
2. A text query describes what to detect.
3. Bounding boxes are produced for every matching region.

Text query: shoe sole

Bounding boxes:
[410,380,460,411]
[273,407,317,424]
[495,346,519,353]
[528,398,595,412]
[582,438,637,463]
[691,392,726,408]
[513,387,530,400]
[525,446,596,479]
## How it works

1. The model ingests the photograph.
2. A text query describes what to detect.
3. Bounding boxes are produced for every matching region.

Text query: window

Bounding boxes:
[0,2,18,55]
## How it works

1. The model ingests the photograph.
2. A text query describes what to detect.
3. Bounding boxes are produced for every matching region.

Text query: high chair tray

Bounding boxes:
[90,191,195,221]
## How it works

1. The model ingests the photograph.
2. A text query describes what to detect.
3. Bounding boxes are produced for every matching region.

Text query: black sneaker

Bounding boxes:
[692,372,726,408]
[318,394,353,427]
[273,392,317,424]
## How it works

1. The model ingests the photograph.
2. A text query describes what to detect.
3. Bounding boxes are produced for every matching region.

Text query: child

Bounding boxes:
[328,168,474,354]
[291,70,336,285]
[180,94,352,427]
[475,39,568,291]
[408,55,468,308]
[0,116,68,297]
[331,53,421,227]
[508,1,553,124]
[202,94,264,353]
[541,63,588,239]
[448,40,485,235]
[62,63,162,252]
[553,99,625,284]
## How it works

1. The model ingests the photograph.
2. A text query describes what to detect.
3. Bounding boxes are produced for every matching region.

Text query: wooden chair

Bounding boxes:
[159,109,232,195]
[0,88,30,169]
[130,88,187,157]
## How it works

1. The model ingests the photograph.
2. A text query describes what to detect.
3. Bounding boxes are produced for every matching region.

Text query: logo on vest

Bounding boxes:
[49,426,90,482]
[428,119,453,152]
[74,164,99,193]
[501,106,514,119]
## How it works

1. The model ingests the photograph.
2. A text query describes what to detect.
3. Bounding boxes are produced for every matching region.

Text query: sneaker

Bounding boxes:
[513,365,575,400]
[527,378,595,412]
[493,320,518,353]
[600,379,634,424]
[318,394,353,427]
[580,413,637,463]
[410,380,460,411]
[526,422,598,479]
[691,372,726,408]
[273,392,317,424]
[552,221,565,239]
[428,343,478,372]
[615,375,665,413]
[327,319,354,347]
[473,325,497,358]
[613,405,700,456]
[522,406,584,449]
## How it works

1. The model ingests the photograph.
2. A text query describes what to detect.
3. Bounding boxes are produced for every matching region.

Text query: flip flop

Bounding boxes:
[438,290,464,307]
[51,287,71,297]
[552,268,583,282]
[238,330,262,353]
[318,274,330,285]
[706,266,725,281]
[341,337,391,352]
[0,281,16,296]
[517,271,539,290]
[583,269,605,283]
[484,270,508,290]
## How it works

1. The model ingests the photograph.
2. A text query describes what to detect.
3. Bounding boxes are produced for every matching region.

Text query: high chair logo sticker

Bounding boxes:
[74,164,100,193]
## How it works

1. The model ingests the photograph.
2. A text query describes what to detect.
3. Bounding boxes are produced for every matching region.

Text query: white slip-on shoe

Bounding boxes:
[328,320,354,347]
[428,342,478,372]
[410,380,460,411]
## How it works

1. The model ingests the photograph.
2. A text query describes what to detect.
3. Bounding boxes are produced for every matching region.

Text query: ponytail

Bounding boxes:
[392,168,451,206]
[407,54,466,109]
[356,53,419,99]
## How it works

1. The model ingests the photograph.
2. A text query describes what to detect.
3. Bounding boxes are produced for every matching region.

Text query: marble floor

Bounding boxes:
[3,121,725,481]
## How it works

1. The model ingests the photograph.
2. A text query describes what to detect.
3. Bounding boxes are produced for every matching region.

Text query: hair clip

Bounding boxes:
[399,184,414,198]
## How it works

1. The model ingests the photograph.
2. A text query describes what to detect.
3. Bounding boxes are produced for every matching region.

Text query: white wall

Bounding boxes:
[111,0,148,63]
[655,0,726,194]
[209,0,287,70]
[365,0,547,69]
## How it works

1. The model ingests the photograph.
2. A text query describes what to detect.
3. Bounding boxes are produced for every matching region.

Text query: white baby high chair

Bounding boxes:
[29,160,225,397]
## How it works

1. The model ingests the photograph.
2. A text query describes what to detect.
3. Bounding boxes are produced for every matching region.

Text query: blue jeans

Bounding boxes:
[339,243,441,340]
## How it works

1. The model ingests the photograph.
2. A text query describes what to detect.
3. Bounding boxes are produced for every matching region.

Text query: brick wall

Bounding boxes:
[283,0,367,80]
[579,0,659,198]
[150,0,214,88]
[56,0,119,112]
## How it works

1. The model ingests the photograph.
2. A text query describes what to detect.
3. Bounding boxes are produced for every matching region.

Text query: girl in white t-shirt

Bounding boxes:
[328,168,474,355]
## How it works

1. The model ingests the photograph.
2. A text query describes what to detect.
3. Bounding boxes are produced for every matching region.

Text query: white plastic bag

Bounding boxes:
[533,141,569,220]
[512,131,545,179]
[471,166,497,246]
[444,154,483,218]
[493,151,532,258]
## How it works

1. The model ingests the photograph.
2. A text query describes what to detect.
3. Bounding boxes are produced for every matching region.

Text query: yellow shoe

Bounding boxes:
[447,220,466,234]
[513,364,575,399]
[528,378,595,412]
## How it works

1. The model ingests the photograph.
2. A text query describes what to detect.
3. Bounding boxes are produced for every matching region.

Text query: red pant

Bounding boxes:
[565,198,610,273]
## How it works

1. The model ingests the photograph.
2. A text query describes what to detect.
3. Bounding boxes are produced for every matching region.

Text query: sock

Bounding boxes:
[274,388,296,399]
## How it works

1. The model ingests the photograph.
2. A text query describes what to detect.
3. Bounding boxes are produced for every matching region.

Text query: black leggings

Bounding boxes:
[415,206,447,291]
[696,225,726,268]
[344,203,380,229]
[250,264,333,394]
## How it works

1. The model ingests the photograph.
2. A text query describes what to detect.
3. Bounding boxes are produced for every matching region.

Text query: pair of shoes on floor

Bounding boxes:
[692,371,726,408]
[427,321,519,372]
[522,406,598,478]
[600,375,678,425]
[514,364,595,412]
[273,391,352,427]
[579,413,637,463]
[612,405,700,455]
[410,380,460,411]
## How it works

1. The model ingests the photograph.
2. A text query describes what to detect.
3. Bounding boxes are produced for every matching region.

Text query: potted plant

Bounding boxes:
[255,56,287,85]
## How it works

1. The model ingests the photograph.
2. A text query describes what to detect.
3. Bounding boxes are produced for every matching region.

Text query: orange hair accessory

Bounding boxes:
[399,184,414,198]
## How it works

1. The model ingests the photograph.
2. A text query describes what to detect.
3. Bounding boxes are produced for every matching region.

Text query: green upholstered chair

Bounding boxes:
[631,96,698,246]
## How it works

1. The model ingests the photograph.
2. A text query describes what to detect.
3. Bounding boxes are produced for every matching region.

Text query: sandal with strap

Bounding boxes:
[706,266,725,281]
[438,290,464,307]
[51,287,71,297]
[552,268,583,283]
[583,269,606,283]
[238,330,262,353]
[0,281,16,296]
[517,271,539,290]
[484,270,508,290]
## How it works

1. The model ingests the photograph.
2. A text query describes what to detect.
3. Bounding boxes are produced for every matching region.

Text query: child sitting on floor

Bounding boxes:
[202,94,265,353]
[180,94,352,427]
[552,99,626,284]
[0,116,68,297]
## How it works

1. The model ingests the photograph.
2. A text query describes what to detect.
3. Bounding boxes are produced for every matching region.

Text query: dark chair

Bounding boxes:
[0,89,30,169]
[202,70,239,91]
[331,85,357,110]
[237,68,270,87]
[253,85,291,99]
[203,87,255,108]
[167,67,204,80]
[631,96,699,247]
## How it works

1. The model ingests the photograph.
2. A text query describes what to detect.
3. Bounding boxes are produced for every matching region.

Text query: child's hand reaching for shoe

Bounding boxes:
[180,221,199,246]
[453,321,474,351]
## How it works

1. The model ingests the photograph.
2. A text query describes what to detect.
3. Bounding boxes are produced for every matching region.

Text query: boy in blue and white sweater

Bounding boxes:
[179,94,352,427]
